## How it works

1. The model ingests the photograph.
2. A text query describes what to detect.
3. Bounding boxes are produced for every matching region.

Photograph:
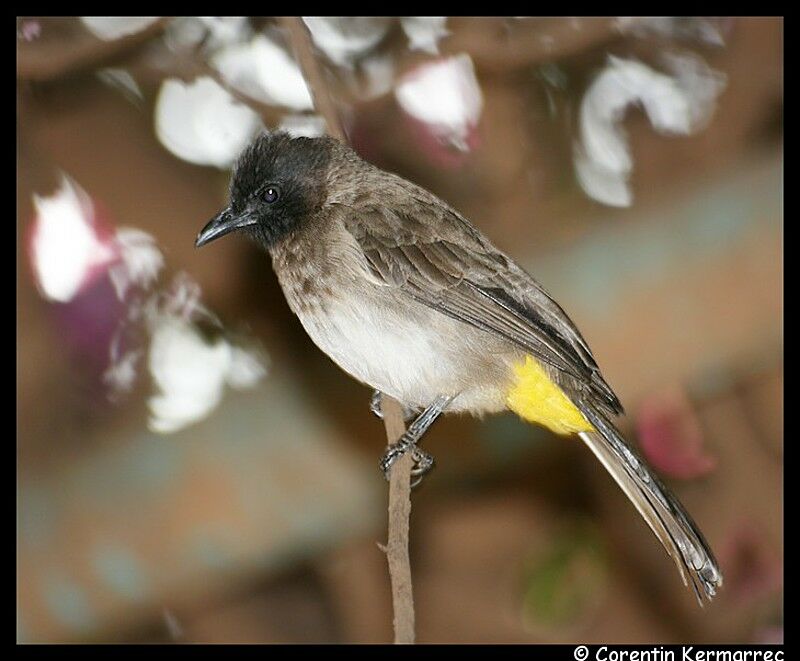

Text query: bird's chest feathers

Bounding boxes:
[300,288,441,396]
[270,227,366,320]
[271,237,444,399]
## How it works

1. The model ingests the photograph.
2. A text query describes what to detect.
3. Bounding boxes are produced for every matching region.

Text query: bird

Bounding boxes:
[195,130,722,603]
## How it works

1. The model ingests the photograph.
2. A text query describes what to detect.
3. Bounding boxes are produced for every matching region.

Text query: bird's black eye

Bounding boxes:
[264,187,279,204]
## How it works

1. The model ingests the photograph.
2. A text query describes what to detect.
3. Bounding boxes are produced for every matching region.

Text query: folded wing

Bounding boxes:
[340,198,622,416]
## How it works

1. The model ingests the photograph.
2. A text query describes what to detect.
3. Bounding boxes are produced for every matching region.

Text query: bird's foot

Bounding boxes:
[380,435,435,488]
[370,391,415,422]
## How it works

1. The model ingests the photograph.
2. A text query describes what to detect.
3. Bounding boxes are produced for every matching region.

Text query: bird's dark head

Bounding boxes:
[196,131,337,250]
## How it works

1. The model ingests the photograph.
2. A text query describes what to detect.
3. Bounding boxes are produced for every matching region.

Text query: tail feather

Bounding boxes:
[577,407,723,603]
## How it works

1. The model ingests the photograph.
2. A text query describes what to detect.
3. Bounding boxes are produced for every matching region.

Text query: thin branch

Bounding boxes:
[442,16,630,73]
[16,17,172,82]
[18,17,304,130]
[380,397,415,644]
[278,17,346,142]
[279,16,414,644]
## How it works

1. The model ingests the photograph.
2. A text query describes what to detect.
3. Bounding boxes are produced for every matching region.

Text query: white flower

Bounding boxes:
[165,17,251,53]
[303,17,392,67]
[30,175,116,303]
[395,54,483,147]
[80,17,159,41]
[198,17,251,49]
[163,17,207,51]
[400,17,449,54]
[278,114,327,138]
[147,314,266,434]
[108,228,165,300]
[154,76,262,168]
[359,53,396,99]
[574,56,726,207]
[103,349,143,394]
[226,346,268,389]
[212,35,313,110]
[617,17,726,47]
[148,315,231,433]
[662,53,727,130]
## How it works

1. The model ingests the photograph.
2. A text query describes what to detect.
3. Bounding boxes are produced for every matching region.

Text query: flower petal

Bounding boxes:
[154,76,262,168]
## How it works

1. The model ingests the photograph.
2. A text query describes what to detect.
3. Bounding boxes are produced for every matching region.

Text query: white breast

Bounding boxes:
[297,294,450,407]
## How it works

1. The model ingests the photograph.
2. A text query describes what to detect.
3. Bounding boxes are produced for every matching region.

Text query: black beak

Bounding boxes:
[195,207,257,247]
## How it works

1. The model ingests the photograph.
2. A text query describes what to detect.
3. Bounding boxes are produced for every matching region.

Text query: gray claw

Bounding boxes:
[379,435,435,488]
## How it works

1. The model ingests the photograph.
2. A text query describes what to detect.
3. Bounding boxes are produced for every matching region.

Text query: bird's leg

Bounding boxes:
[370,390,415,423]
[380,394,455,487]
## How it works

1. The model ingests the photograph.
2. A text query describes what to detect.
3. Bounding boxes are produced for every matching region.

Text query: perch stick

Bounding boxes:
[280,16,415,644]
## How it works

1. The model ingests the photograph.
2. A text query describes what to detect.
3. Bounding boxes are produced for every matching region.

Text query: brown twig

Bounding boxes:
[280,16,414,644]
[442,16,629,73]
[380,397,415,644]
[16,17,173,81]
[18,17,306,130]
[278,17,346,142]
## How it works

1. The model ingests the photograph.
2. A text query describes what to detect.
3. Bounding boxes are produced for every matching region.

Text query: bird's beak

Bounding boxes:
[195,206,257,247]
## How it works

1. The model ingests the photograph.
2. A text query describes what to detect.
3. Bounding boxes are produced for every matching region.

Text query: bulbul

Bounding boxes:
[196,131,722,602]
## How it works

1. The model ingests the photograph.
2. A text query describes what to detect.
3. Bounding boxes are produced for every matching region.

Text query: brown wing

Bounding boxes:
[338,196,623,416]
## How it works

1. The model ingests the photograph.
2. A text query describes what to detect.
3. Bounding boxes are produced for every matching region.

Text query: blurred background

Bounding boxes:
[17,17,782,644]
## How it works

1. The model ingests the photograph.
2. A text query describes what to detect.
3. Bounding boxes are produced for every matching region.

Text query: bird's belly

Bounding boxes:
[294,293,509,412]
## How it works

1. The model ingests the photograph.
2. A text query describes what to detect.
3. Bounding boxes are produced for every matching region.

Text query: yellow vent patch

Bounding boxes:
[506,355,594,435]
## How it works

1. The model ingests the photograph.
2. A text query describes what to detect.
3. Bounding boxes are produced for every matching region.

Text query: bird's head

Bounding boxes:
[196,131,337,250]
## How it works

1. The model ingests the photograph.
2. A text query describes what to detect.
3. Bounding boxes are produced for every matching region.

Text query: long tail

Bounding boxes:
[577,407,723,603]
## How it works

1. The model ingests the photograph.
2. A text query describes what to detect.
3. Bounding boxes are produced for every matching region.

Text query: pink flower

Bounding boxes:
[636,385,717,479]
[394,54,483,169]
